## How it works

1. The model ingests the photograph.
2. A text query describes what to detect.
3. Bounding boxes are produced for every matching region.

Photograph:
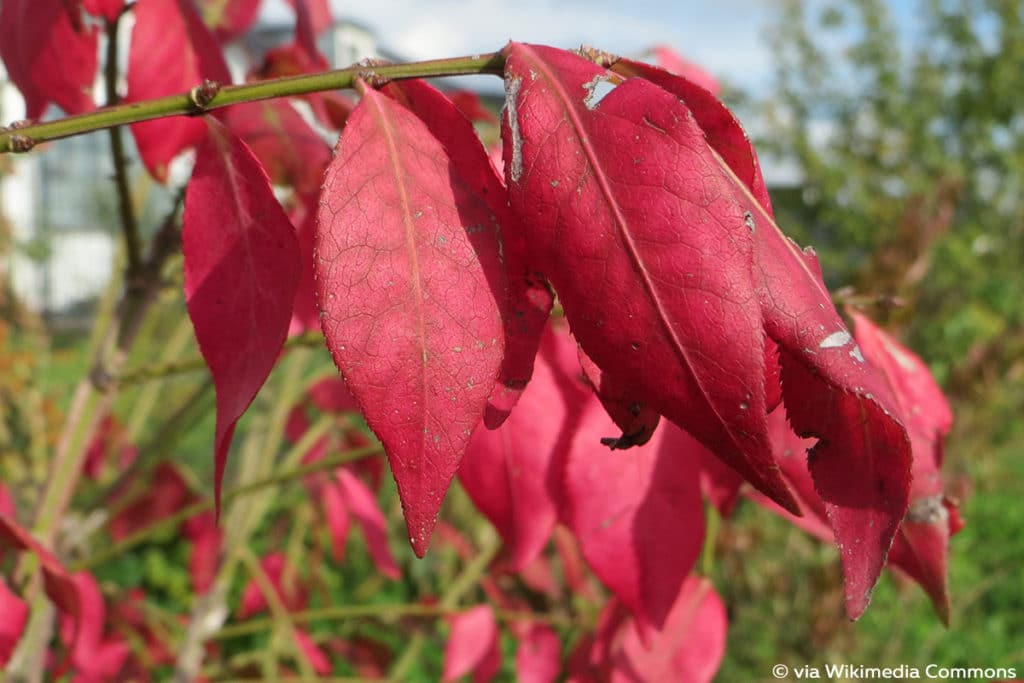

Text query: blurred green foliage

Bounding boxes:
[762,0,1024,388]
[714,0,1024,678]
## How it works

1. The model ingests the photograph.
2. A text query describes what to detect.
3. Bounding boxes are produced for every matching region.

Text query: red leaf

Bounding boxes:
[58,576,132,683]
[126,0,231,181]
[66,573,106,670]
[83,0,124,22]
[222,99,332,196]
[502,43,797,514]
[609,56,773,216]
[696,440,745,517]
[321,482,352,562]
[553,525,592,599]
[195,0,260,42]
[286,0,332,42]
[184,511,223,595]
[0,577,28,667]
[294,629,332,675]
[383,78,552,430]
[83,415,138,481]
[255,44,353,130]
[109,462,192,540]
[183,120,302,515]
[0,0,97,119]
[238,553,307,618]
[614,48,912,619]
[767,301,910,618]
[577,346,659,448]
[442,605,501,683]
[182,124,299,518]
[288,198,321,336]
[316,85,505,555]
[0,484,14,518]
[610,576,727,683]
[515,623,561,683]
[285,0,331,64]
[566,411,705,634]
[851,311,957,623]
[646,46,721,97]
[448,90,498,125]
[459,325,580,570]
[336,469,401,579]
[0,514,79,617]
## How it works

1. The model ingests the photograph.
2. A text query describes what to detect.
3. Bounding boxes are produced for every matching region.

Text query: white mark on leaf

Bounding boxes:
[505,76,524,183]
[583,75,617,110]
[849,345,865,363]
[819,330,852,349]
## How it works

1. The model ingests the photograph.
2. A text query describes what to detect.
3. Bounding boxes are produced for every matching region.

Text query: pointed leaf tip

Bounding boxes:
[316,84,505,557]
[184,121,301,517]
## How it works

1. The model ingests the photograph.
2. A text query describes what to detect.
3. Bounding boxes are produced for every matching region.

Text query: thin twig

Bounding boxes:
[0,53,506,153]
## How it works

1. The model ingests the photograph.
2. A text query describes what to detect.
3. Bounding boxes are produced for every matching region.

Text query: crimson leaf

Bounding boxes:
[0,0,96,119]
[502,43,797,512]
[316,85,505,555]
[126,0,231,181]
[183,120,301,514]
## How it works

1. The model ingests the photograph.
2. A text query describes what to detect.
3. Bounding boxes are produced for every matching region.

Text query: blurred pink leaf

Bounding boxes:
[442,605,501,683]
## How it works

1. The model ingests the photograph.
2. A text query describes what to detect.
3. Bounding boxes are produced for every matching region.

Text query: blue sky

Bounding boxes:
[262,0,781,92]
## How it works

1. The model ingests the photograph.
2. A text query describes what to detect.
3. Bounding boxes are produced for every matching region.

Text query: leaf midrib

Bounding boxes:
[520,47,749,457]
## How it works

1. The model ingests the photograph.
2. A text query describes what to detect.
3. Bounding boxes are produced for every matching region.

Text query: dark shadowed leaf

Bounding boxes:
[502,43,797,514]
[222,99,331,196]
[0,0,96,119]
[288,197,322,336]
[851,310,958,623]
[577,346,659,448]
[608,48,911,618]
[126,0,231,181]
[108,462,192,541]
[459,324,580,570]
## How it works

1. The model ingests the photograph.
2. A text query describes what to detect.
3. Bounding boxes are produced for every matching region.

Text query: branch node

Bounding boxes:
[356,58,391,89]
[7,134,36,153]
[189,79,222,110]
[89,364,116,393]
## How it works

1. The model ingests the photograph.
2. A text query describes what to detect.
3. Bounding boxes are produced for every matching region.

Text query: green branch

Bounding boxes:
[0,53,506,153]
[212,601,569,641]
[114,330,324,386]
